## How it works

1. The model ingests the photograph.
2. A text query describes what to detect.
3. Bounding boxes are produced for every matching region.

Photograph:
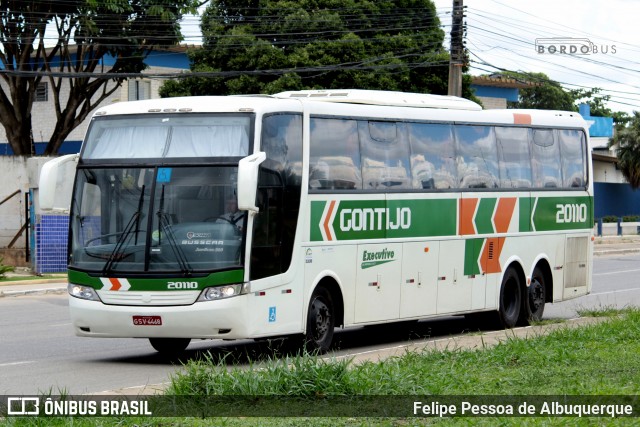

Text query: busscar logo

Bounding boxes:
[535,37,616,55]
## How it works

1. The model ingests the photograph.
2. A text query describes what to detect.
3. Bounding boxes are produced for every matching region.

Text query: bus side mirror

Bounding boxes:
[237,152,266,213]
[39,154,78,211]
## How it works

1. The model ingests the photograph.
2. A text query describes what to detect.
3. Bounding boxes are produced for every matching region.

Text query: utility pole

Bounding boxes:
[448,0,464,97]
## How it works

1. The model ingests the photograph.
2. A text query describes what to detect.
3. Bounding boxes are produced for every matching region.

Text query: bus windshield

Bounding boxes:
[70,166,245,274]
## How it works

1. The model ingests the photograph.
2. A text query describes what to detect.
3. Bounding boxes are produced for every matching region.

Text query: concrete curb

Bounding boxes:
[0,287,66,297]
[593,248,640,257]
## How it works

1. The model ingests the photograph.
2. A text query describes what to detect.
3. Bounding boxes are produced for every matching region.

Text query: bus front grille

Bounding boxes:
[97,290,200,306]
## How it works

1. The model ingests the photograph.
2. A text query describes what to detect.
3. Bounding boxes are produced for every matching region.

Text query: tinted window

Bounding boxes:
[531,129,562,188]
[408,123,457,189]
[495,127,532,188]
[309,118,362,190]
[559,129,586,188]
[359,121,411,190]
[251,114,303,279]
[455,125,499,189]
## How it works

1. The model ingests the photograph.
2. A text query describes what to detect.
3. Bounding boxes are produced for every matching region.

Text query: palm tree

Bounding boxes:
[610,111,640,189]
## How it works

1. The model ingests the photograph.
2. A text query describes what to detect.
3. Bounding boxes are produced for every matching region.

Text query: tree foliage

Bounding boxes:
[502,71,577,111]
[160,0,476,100]
[0,0,200,155]
[610,111,640,189]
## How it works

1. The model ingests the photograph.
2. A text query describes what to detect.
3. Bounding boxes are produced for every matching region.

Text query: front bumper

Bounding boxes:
[68,294,250,339]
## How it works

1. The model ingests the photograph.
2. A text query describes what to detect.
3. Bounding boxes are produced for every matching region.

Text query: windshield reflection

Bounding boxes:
[70,166,245,274]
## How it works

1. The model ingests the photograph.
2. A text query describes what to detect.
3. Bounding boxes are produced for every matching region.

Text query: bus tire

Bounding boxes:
[149,338,191,355]
[496,267,522,329]
[522,266,546,324]
[303,287,335,353]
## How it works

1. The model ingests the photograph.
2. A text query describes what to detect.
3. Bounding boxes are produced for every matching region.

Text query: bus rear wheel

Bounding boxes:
[303,287,335,353]
[523,266,546,324]
[496,267,522,328]
[149,338,191,355]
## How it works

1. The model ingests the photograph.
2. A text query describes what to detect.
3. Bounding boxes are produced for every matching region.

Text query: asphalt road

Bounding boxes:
[1,253,639,395]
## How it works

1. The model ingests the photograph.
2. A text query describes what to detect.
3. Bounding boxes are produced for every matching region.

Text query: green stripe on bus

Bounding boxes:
[67,269,245,291]
[532,196,593,231]
[310,198,457,241]
[464,238,483,276]
[310,195,592,242]
[310,201,325,242]
[519,197,532,232]
[475,198,497,235]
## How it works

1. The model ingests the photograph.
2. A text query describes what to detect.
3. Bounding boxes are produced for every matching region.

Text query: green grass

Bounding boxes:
[168,311,640,397]
[576,305,625,318]
[0,274,66,283]
[3,309,639,426]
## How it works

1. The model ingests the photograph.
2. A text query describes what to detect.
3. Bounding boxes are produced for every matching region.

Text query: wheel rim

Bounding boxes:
[529,277,545,312]
[311,297,331,341]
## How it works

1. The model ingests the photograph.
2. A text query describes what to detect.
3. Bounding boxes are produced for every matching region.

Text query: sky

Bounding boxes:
[433,0,640,115]
[179,0,640,114]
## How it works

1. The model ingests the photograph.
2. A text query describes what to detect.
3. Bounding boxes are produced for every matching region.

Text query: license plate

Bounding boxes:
[132,315,162,326]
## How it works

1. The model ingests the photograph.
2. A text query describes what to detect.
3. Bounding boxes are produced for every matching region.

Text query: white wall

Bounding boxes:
[0,65,179,147]
[593,160,626,184]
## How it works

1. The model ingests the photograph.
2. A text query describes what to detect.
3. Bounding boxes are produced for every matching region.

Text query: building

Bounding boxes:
[470,74,537,110]
[583,105,639,219]
[0,46,192,271]
[0,46,192,155]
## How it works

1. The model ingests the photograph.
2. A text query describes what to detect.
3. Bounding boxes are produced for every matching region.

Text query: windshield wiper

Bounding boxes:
[102,185,145,275]
[156,184,192,275]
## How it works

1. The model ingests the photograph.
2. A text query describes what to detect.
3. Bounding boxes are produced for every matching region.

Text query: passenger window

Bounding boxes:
[454,125,499,189]
[309,118,362,190]
[408,123,457,189]
[559,129,586,188]
[495,127,532,188]
[359,121,411,190]
[531,129,562,188]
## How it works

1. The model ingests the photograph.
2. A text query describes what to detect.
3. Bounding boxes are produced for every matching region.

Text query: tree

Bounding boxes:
[160,0,476,100]
[501,72,577,111]
[610,111,640,189]
[0,0,200,155]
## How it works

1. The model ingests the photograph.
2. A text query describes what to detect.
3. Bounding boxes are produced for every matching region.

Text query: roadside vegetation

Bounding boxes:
[3,308,639,426]
[0,274,66,283]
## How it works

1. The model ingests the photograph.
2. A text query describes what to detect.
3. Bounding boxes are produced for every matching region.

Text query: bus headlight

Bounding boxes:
[197,284,245,301]
[68,283,100,301]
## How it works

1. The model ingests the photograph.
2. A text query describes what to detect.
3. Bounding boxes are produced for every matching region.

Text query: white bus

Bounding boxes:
[40,89,593,354]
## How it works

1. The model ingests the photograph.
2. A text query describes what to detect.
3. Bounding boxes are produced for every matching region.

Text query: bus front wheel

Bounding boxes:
[497,267,522,328]
[303,287,335,353]
[149,338,191,355]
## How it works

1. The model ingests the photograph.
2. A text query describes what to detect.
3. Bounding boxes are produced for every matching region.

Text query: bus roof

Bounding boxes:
[274,89,483,111]
[91,91,587,130]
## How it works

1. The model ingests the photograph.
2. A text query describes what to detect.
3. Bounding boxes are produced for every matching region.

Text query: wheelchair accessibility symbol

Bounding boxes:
[268,307,276,323]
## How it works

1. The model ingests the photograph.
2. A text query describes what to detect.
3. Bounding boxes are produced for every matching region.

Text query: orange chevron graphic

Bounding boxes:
[100,277,131,291]
[459,198,478,235]
[493,197,517,233]
[481,237,505,274]
[323,200,336,241]
[109,278,122,291]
